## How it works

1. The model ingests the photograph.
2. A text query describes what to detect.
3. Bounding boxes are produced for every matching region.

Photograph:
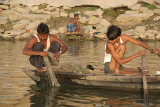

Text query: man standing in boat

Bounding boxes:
[23,23,68,72]
[67,13,80,32]
[104,25,158,74]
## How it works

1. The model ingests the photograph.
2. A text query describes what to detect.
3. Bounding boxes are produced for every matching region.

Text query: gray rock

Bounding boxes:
[154,9,160,14]
[5,30,26,36]
[0,16,8,25]
[99,19,111,27]
[139,7,148,12]
[122,29,135,36]
[16,7,30,14]
[0,5,9,10]
[25,20,41,30]
[88,16,100,24]
[139,0,155,4]
[156,33,160,40]
[0,29,4,33]
[125,11,139,14]
[19,14,51,21]
[30,6,39,11]
[153,16,160,21]
[50,30,59,35]
[135,26,146,33]
[50,11,60,17]
[130,4,141,11]
[8,0,138,9]
[58,27,66,34]
[79,17,89,24]
[155,0,160,4]
[60,11,68,17]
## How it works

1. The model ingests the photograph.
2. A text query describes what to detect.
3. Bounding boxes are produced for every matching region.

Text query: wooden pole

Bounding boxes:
[141,55,148,105]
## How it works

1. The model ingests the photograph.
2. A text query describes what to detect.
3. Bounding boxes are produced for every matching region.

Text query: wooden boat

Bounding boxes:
[23,55,160,91]
[23,68,160,90]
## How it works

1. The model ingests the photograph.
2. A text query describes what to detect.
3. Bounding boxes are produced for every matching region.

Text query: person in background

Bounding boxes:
[23,23,68,72]
[104,25,157,74]
[67,13,80,32]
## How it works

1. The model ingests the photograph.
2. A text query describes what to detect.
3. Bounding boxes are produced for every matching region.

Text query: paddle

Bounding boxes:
[141,55,149,105]
[43,54,60,86]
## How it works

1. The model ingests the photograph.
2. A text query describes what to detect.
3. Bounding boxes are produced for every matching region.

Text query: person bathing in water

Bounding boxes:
[67,13,80,32]
[23,23,68,72]
[104,25,158,74]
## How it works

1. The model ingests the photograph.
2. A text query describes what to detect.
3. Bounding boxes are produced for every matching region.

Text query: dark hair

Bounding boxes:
[74,13,79,17]
[92,26,96,29]
[37,23,49,34]
[106,25,121,40]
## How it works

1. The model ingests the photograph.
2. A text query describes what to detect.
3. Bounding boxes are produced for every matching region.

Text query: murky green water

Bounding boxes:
[0,40,160,107]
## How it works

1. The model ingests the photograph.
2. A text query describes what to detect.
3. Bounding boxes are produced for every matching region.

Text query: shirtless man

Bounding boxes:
[67,13,80,32]
[23,23,68,72]
[104,25,157,74]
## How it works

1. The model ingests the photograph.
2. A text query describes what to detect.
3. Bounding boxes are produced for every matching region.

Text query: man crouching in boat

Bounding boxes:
[23,23,68,72]
[104,25,157,74]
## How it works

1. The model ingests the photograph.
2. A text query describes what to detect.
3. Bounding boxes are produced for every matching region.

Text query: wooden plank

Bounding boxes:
[141,55,149,105]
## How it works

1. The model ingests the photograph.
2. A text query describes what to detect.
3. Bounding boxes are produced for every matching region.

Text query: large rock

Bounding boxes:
[139,0,155,4]
[0,5,9,10]
[50,11,60,17]
[155,0,160,4]
[116,11,154,22]
[0,16,8,25]
[122,29,135,36]
[153,16,160,21]
[0,29,4,33]
[19,14,51,21]
[99,19,111,27]
[13,20,30,30]
[60,11,68,17]
[58,27,66,34]
[79,17,89,24]
[8,0,138,9]
[88,16,100,24]
[50,30,59,35]
[130,4,141,11]
[5,30,25,36]
[16,7,30,14]
[154,9,160,14]
[135,26,146,32]
[156,33,160,40]
[1,9,20,21]
[25,20,41,30]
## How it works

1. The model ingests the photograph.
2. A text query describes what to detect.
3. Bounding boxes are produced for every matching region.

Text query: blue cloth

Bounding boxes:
[67,24,77,32]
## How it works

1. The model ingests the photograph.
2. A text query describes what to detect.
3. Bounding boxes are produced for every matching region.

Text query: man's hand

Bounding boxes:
[40,51,48,57]
[53,52,61,60]
[153,48,159,54]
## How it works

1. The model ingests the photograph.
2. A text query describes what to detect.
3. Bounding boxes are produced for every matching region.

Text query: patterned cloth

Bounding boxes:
[67,24,77,32]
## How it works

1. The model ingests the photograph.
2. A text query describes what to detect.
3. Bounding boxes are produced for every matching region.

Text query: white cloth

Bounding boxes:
[104,37,123,63]
[34,34,50,51]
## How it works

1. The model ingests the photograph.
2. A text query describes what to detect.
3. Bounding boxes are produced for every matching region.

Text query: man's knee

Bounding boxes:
[32,42,44,51]
[48,41,61,53]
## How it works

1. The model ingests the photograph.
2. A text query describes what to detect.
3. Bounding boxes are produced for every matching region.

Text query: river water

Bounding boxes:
[0,40,160,107]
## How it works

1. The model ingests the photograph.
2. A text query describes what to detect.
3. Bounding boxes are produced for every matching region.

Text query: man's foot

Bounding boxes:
[36,68,47,72]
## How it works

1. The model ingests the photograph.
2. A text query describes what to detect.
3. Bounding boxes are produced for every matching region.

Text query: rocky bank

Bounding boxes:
[0,0,160,40]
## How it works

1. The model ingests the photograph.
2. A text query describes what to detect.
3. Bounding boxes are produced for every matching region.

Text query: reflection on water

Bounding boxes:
[0,40,160,106]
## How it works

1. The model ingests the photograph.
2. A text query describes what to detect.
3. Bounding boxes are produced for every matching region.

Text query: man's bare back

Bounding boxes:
[68,18,78,24]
